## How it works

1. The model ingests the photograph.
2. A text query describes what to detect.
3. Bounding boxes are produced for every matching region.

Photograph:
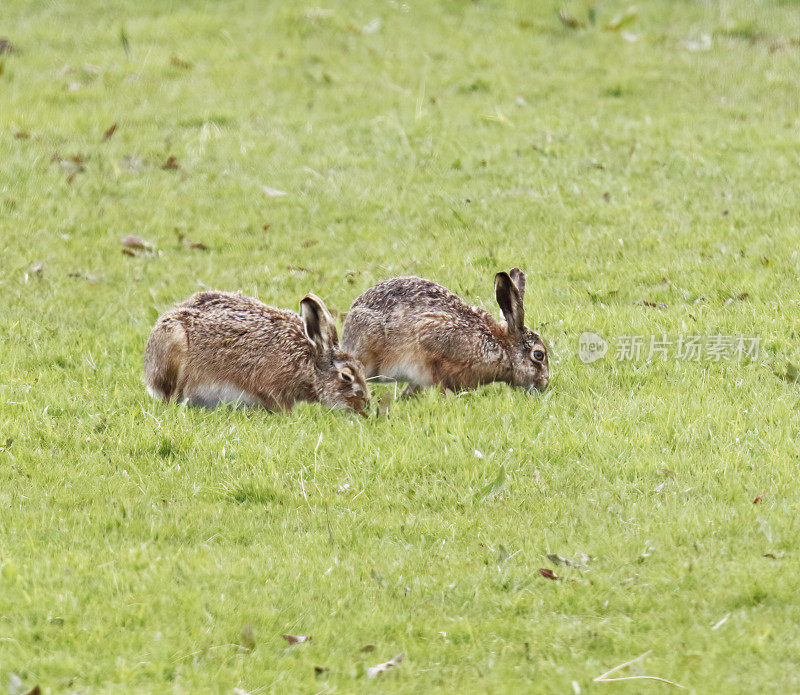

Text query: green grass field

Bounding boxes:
[4,0,800,692]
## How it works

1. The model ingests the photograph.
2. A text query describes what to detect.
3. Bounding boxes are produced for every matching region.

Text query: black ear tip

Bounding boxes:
[509,267,526,293]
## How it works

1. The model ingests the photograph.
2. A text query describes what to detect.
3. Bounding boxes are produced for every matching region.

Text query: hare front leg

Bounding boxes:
[400,383,423,399]
[255,390,293,412]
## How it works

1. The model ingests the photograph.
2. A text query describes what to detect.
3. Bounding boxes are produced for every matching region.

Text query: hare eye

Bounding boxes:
[339,369,355,383]
[532,349,545,362]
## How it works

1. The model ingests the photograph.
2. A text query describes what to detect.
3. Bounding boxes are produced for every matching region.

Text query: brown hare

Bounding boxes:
[341,268,549,393]
[144,290,370,414]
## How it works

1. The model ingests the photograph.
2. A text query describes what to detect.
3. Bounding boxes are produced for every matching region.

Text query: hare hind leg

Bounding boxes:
[144,318,188,402]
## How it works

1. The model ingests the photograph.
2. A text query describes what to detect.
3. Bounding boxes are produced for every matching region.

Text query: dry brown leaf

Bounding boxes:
[360,644,376,653]
[558,9,584,29]
[53,153,85,173]
[724,293,749,306]
[121,235,154,250]
[170,53,193,69]
[102,123,118,141]
[13,130,30,139]
[753,494,765,504]
[633,299,668,309]
[538,567,559,580]
[367,653,403,678]
[161,155,180,170]
[282,634,311,645]
[313,665,329,676]
[26,686,41,695]
[187,241,208,250]
[121,248,136,257]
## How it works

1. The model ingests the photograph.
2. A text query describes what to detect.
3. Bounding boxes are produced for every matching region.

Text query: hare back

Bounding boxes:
[349,276,485,318]
[157,291,317,405]
[346,275,504,338]
[346,275,501,340]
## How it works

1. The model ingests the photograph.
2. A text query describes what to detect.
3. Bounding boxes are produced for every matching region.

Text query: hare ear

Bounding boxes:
[494,271,524,334]
[300,293,338,353]
[509,267,526,301]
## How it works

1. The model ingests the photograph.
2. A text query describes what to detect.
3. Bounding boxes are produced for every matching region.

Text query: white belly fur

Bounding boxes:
[378,361,432,386]
[183,380,262,408]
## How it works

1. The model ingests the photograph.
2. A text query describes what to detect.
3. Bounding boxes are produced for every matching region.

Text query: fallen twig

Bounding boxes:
[593,650,686,689]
